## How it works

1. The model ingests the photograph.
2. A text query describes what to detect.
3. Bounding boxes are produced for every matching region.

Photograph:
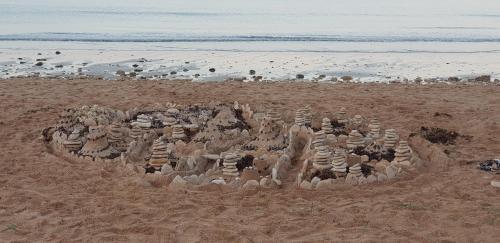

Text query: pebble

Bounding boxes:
[377,173,388,182]
[491,180,500,188]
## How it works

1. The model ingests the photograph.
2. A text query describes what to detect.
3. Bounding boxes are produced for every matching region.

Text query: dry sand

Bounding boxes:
[0,79,499,242]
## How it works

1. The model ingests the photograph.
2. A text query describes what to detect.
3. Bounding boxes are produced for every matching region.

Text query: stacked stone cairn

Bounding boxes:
[336,107,348,123]
[346,163,363,184]
[149,138,169,168]
[321,118,334,134]
[108,123,128,151]
[267,107,281,123]
[367,118,381,138]
[171,125,186,140]
[346,130,365,149]
[80,126,117,158]
[312,130,331,170]
[304,106,312,126]
[383,129,399,149]
[352,114,363,126]
[223,153,239,176]
[57,109,75,130]
[129,125,143,139]
[393,141,412,166]
[63,129,82,151]
[294,108,307,126]
[134,114,152,128]
[331,149,348,176]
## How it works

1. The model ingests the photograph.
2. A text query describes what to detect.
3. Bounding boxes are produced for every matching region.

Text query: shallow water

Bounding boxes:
[1,0,500,80]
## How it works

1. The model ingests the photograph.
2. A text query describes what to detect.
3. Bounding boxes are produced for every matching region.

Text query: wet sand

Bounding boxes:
[0,79,499,242]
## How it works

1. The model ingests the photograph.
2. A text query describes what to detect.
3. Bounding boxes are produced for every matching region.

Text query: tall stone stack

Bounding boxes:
[80,126,117,158]
[223,153,239,177]
[331,149,347,175]
[393,141,412,166]
[352,114,363,126]
[63,129,82,151]
[313,145,332,170]
[304,106,312,127]
[171,125,186,140]
[321,118,334,134]
[266,107,281,123]
[149,138,170,168]
[383,129,399,149]
[346,163,363,184]
[129,124,143,139]
[336,107,348,124]
[312,130,327,149]
[163,116,177,127]
[294,109,306,126]
[346,130,365,149]
[367,118,381,138]
[108,123,128,151]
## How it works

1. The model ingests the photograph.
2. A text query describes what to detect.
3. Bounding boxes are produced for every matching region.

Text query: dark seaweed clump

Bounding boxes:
[361,164,374,177]
[236,155,254,171]
[420,127,459,145]
[381,148,396,162]
[311,169,337,180]
[352,147,381,161]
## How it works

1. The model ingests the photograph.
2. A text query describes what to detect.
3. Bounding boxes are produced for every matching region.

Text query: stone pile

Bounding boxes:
[149,139,169,168]
[313,145,331,170]
[304,106,312,126]
[321,118,334,134]
[223,153,239,176]
[393,141,412,166]
[80,126,117,158]
[336,107,348,123]
[383,129,398,149]
[267,107,281,122]
[57,109,75,130]
[312,130,327,148]
[367,118,381,138]
[129,125,143,139]
[331,149,347,175]
[171,125,186,140]
[134,114,152,128]
[352,114,363,126]
[294,109,307,126]
[346,130,365,149]
[63,129,82,151]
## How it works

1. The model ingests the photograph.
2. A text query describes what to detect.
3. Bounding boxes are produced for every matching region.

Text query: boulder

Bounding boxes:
[311,177,321,187]
[299,180,313,190]
[242,180,260,190]
[386,166,398,179]
[315,179,334,190]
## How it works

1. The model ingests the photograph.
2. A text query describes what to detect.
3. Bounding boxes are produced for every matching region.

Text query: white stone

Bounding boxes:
[377,173,388,182]
[491,180,500,188]
[299,180,313,190]
[311,177,321,187]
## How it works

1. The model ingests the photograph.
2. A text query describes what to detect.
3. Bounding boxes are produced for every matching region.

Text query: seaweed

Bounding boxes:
[237,155,254,171]
[361,164,374,177]
[420,127,459,145]
[311,169,337,180]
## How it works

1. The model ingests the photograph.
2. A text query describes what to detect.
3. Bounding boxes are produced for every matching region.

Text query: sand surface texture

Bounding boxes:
[0,79,499,242]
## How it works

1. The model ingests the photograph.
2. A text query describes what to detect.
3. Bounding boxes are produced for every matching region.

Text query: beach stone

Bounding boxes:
[386,166,398,179]
[367,175,377,183]
[242,180,260,190]
[377,173,388,182]
[361,155,369,163]
[209,68,216,72]
[184,174,199,185]
[311,177,321,187]
[169,175,187,190]
[210,178,226,185]
[345,174,358,185]
[296,74,305,79]
[358,176,367,185]
[299,180,313,190]
[160,163,173,174]
[315,179,334,190]
[491,180,500,188]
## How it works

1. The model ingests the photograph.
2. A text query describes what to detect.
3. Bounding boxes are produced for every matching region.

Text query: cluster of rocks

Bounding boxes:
[45,102,421,191]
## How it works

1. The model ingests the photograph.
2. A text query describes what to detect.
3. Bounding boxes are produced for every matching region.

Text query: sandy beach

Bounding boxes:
[0,78,499,242]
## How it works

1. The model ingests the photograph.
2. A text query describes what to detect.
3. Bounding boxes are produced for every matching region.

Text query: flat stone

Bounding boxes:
[242,180,260,190]
[367,175,377,183]
[161,163,173,174]
[311,177,321,187]
[169,175,187,190]
[386,166,398,179]
[315,179,334,190]
[377,173,388,182]
[299,180,313,190]
[491,180,500,188]
[184,174,199,185]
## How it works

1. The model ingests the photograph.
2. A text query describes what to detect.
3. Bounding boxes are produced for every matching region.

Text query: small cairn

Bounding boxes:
[63,129,82,151]
[313,145,332,170]
[367,118,381,138]
[129,125,143,139]
[331,149,348,176]
[163,116,177,126]
[149,138,169,168]
[304,106,312,126]
[267,107,281,123]
[352,114,363,126]
[336,107,348,123]
[383,129,398,149]
[80,126,117,158]
[171,125,186,140]
[294,109,307,126]
[393,141,412,166]
[134,114,152,128]
[346,130,365,149]
[223,153,239,177]
[312,130,327,148]
[346,163,363,184]
[321,118,334,134]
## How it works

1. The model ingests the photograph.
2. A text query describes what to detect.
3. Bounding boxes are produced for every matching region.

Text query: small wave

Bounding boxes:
[2,33,500,43]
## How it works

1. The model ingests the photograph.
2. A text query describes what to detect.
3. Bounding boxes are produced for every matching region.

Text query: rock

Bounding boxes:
[210,178,226,185]
[242,180,260,190]
[386,166,398,179]
[345,174,358,185]
[311,177,321,187]
[249,70,256,75]
[377,173,388,182]
[491,180,500,188]
[209,68,216,72]
[341,75,353,81]
[346,154,362,166]
[358,176,367,185]
[184,174,199,184]
[475,75,491,82]
[169,175,187,190]
[296,74,305,79]
[361,155,369,163]
[116,70,126,76]
[299,180,313,190]
[367,175,377,183]
[240,168,260,183]
[160,163,173,174]
[35,62,43,66]
[55,51,61,55]
[315,179,334,190]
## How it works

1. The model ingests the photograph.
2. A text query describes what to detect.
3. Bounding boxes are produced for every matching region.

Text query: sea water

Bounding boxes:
[1,0,500,81]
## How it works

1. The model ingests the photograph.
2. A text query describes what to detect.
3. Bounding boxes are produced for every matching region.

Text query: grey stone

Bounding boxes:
[367,175,377,183]
[386,166,398,179]
[169,175,187,190]
[242,180,260,189]
[315,179,334,190]
[299,180,313,190]
[311,177,321,187]
[377,173,388,182]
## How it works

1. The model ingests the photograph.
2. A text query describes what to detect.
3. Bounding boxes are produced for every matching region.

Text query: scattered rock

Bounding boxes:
[491,180,500,188]
[55,51,61,55]
[35,62,43,66]
[170,71,177,75]
[475,75,491,82]
[419,127,459,145]
[209,68,216,72]
[341,75,353,81]
[242,180,259,190]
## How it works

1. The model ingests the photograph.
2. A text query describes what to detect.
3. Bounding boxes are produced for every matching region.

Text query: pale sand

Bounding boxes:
[0,79,499,242]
